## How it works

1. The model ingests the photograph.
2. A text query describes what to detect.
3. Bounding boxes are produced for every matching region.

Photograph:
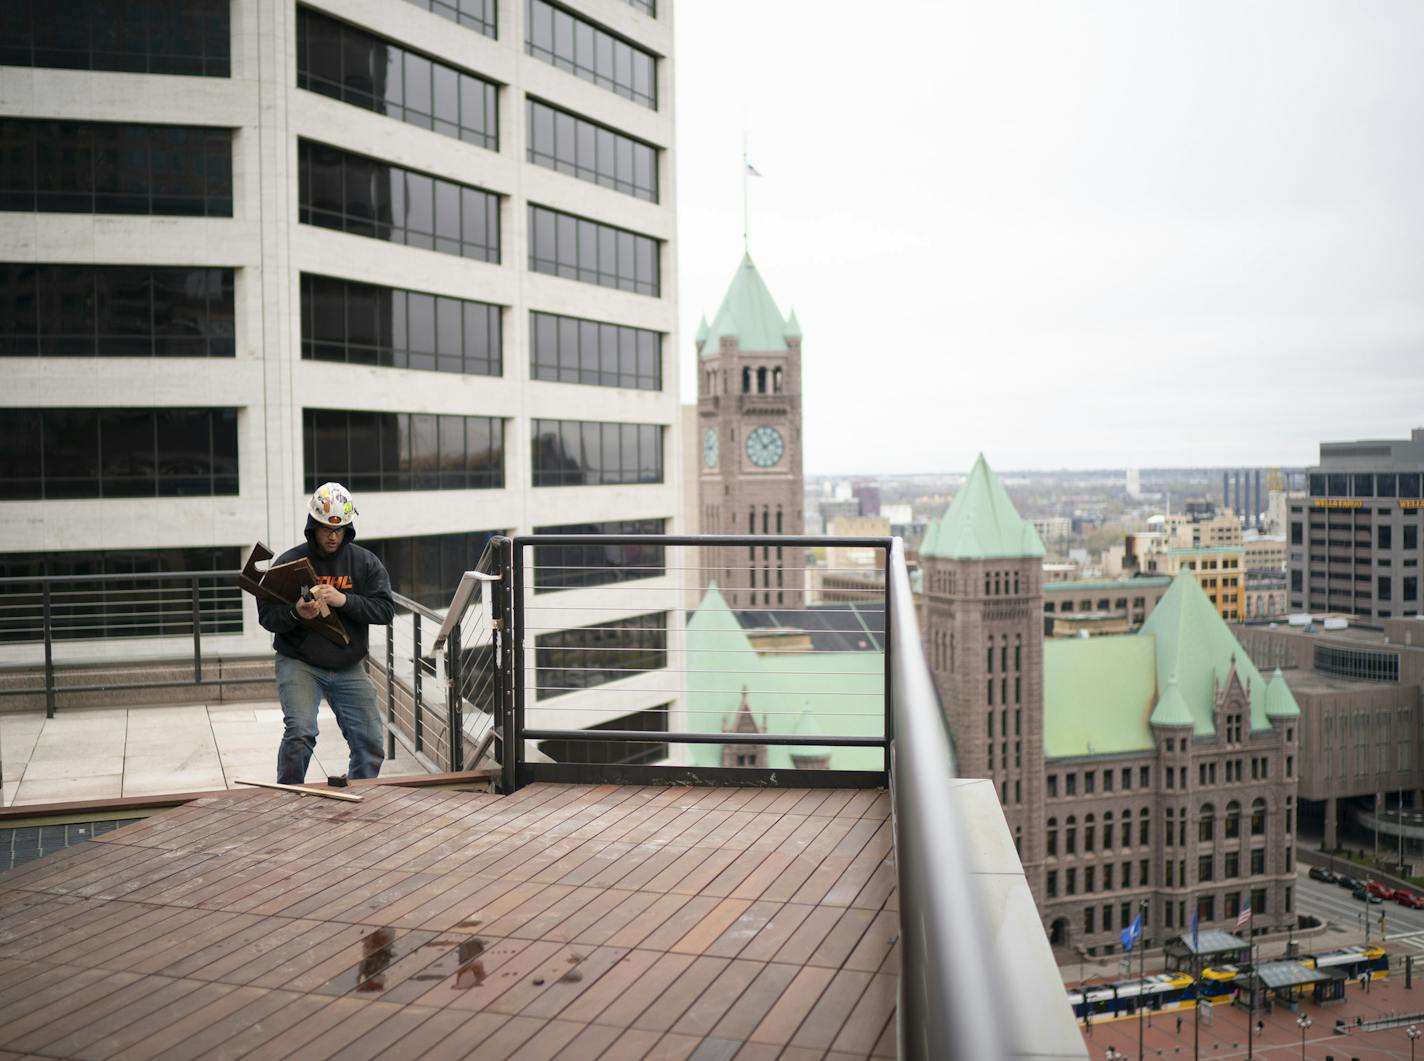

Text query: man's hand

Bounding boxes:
[312,583,347,609]
[295,596,322,620]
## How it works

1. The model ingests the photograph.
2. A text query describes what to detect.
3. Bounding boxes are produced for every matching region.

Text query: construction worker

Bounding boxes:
[257,483,394,784]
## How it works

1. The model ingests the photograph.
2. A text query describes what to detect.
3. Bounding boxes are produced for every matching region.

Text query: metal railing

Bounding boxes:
[0,570,260,717]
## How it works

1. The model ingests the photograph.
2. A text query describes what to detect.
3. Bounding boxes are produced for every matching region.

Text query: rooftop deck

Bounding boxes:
[0,779,907,1060]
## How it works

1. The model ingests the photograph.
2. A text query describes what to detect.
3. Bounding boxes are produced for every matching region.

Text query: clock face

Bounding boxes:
[745,425,785,468]
[703,428,719,468]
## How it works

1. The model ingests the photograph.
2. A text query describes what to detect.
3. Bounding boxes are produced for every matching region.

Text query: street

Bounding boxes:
[1294,863,1424,954]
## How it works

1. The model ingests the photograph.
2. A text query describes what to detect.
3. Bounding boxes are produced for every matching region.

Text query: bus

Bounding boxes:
[1304,945,1389,981]
[1067,973,1195,1024]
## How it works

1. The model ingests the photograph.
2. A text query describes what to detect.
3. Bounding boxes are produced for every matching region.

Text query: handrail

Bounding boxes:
[885,537,1009,1060]
[431,536,508,654]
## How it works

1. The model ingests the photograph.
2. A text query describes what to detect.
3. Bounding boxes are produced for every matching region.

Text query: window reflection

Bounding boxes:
[530,310,659,389]
[0,0,230,76]
[524,0,655,109]
[526,99,656,201]
[303,409,503,493]
[531,419,662,486]
[528,205,657,295]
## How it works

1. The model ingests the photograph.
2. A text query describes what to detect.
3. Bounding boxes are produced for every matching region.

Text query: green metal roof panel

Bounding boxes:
[683,584,885,771]
[1138,572,1270,736]
[1044,635,1158,757]
[694,314,709,344]
[920,454,1047,560]
[1265,668,1301,719]
[1150,679,1194,728]
[699,253,791,357]
[1045,577,1172,593]
[785,308,802,338]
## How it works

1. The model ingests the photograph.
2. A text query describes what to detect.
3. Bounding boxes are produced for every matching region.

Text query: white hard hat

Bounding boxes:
[308,482,358,527]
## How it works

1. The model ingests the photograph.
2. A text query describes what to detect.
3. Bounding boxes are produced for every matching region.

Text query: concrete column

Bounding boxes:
[1324,796,1338,850]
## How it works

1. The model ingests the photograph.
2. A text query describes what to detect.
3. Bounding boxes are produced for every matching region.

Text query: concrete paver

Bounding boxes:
[0,700,428,807]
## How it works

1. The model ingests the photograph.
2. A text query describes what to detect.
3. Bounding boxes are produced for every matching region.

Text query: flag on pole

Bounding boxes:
[1236,904,1252,931]
[1120,913,1142,952]
[1191,910,1200,951]
[745,161,763,177]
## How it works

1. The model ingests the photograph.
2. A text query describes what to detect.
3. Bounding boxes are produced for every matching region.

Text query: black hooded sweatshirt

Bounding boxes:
[256,517,395,670]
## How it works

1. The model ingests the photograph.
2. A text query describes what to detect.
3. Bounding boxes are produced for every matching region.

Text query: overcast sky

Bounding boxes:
[672,1,1424,475]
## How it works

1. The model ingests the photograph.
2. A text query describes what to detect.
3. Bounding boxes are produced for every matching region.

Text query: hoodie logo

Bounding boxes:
[316,575,353,589]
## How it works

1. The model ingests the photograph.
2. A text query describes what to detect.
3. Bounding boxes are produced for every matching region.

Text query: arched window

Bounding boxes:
[984,573,991,595]
[1199,803,1215,843]
[1163,808,1172,848]
[741,367,751,393]
[1225,800,1241,839]
[776,507,782,533]
[756,366,767,393]
[1251,798,1266,835]
[1065,816,1077,855]
[1139,808,1150,846]
[1084,814,1096,852]
[1123,808,1133,848]
[987,643,995,674]
[1102,811,1114,849]
[773,366,783,392]
[1047,817,1058,856]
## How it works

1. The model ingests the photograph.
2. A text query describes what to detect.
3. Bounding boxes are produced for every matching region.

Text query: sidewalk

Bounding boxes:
[0,702,427,807]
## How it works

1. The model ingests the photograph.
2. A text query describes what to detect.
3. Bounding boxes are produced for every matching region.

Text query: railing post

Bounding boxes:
[447,622,463,772]
[510,537,525,791]
[494,537,517,794]
[882,541,894,777]
[413,611,423,754]
[41,581,56,719]
[191,577,203,685]
[386,622,396,760]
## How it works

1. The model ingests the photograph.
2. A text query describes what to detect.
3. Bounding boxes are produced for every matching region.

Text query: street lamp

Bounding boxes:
[1297,1013,1311,1059]
[1408,1024,1420,1061]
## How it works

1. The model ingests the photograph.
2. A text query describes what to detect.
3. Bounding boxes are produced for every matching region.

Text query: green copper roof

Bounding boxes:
[1044,636,1158,757]
[1265,668,1301,719]
[1139,571,1270,736]
[1149,679,1194,728]
[694,314,709,345]
[700,254,793,357]
[1045,570,1280,758]
[786,309,802,338]
[683,584,884,771]
[920,454,1046,560]
[1045,577,1172,593]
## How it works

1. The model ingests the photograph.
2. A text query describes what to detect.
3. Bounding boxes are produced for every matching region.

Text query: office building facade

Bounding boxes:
[1,0,683,687]
[1289,429,1424,620]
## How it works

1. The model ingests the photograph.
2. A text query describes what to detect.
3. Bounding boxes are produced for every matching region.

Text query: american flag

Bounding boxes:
[1236,904,1252,930]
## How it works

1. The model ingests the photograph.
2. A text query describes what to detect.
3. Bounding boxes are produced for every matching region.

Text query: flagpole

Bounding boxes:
[741,132,749,253]
[1246,908,1255,1061]
[1138,899,1147,1061]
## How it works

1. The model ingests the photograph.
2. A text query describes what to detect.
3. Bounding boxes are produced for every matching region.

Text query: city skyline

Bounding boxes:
[675,0,1424,475]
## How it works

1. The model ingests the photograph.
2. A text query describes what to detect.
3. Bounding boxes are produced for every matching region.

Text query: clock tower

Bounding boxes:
[696,254,805,607]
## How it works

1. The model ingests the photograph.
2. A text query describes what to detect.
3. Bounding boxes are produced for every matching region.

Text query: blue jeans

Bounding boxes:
[275,655,385,784]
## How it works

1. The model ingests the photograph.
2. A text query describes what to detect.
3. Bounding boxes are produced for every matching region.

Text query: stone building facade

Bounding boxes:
[921,456,1300,955]
[695,255,805,607]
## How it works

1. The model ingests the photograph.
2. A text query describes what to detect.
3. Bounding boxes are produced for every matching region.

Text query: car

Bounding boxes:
[1370,893,1385,904]
[1309,866,1338,883]
[1368,880,1392,899]
[1395,892,1424,908]
[1337,875,1359,890]
[1353,885,1373,902]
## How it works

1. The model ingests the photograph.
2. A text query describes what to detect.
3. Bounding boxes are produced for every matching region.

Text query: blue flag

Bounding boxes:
[1191,910,1200,951]
[1120,913,1142,952]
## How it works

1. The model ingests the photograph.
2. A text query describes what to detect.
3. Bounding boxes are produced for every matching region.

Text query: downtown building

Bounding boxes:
[1288,428,1424,620]
[0,0,683,688]
[920,456,1300,956]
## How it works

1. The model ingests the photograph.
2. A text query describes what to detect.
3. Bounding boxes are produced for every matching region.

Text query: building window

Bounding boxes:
[1066,868,1076,895]
[1065,816,1077,855]
[363,530,499,609]
[1047,774,1057,798]
[536,706,669,765]
[1225,851,1240,879]
[1047,818,1057,856]
[531,419,662,487]
[534,611,666,700]
[1251,849,1265,875]
[403,0,496,37]
[528,204,659,296]
[532,518,665,593]
[527,98,657,201]
[0,265,234,358]
[1046,870,1057,898]
[298,140,499,262]
[0,0,230,76]
[525,0,656,109]
[530,311,660,390]
[1313,644,1400,683]
[303,409,504,492]
[297,8,498,150]
[301,275,500,376]
[0,546,242,644]
[1139,810,1149,847]
[1198,855,1214,883]
[0,408,237,500]
[0,119,232,216]
[1379,576,1393,602]
[1139,766,1149,788]
[1250,798,1266,836]
[1066,774,1077,796]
